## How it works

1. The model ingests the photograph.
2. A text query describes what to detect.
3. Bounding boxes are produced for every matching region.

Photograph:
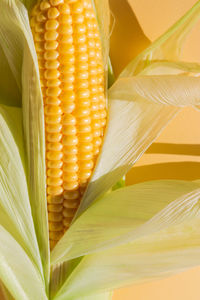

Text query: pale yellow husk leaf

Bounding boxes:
[0,0,49,286]
[53,186,200,299]
[0,225,47,300]
[0,105,43,279]
[51,180,200,265]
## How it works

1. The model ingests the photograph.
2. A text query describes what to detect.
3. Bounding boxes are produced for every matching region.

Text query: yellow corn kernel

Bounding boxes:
[63,146,78,155]
[30,0,106,249]
[63,199,79,209]
[63,208,77,218]
[64,190,80,200]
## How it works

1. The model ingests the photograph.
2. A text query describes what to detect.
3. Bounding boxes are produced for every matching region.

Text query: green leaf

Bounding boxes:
[0,0,49,286]
[0,105,43,278]
[0,225,47,300]
[53,184,200,299]
[51,180,200,265]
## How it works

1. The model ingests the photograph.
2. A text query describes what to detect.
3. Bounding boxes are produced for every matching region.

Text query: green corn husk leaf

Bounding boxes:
[0,225,47,300]
[0,104,44,279]
[0,0,49,286]
[53,185,200,299]
[51,180,200,265]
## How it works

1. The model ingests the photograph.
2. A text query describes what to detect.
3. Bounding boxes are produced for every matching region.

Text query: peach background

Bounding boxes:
[112,0,200,299]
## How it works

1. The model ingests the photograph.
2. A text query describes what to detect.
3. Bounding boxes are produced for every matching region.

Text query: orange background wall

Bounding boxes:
[112,0,200,299]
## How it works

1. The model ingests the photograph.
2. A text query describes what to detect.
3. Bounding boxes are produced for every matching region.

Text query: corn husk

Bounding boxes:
[0,105,43,275]
[51,180,200,264]
[0,0,49,286]
[52,181,200,299]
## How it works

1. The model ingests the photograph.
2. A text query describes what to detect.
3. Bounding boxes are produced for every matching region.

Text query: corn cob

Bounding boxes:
[30,0,106,249]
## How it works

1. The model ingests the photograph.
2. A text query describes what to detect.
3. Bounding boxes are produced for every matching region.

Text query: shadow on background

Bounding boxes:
[147,143,200,156]
[109,0,150,76]
[127,162,200,185]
